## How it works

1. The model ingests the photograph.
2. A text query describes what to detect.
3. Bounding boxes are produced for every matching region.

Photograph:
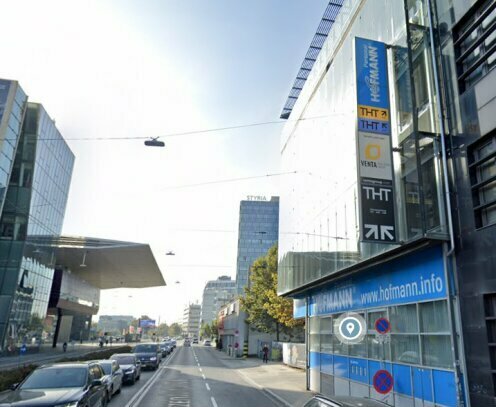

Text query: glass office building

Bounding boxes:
[235,197,279,294]
[0,102,75,349]
[277,0,496,406]
[201,276,236,325]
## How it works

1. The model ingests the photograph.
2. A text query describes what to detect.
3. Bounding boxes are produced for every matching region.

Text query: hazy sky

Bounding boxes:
[1,0,328,324]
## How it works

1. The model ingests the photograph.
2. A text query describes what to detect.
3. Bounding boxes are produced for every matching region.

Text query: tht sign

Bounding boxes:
[373,370,394,394]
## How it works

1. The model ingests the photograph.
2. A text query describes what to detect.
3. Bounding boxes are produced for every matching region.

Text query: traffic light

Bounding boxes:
[144,138,165,147]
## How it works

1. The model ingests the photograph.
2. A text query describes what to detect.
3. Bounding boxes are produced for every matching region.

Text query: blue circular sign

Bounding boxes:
[375,318,391,334]
[20,345,27,354]
[373,370,394,394]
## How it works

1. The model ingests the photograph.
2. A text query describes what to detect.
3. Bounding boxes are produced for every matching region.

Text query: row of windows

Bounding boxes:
[455,0,496,92]
[469,132,496,227]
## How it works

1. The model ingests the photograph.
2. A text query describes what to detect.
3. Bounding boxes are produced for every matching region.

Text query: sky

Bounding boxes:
[0,0,329,325]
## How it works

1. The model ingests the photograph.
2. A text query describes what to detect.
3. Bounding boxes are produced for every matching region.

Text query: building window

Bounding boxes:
[469,133,496,228]
[454,0,496,93]
[484,294,496,394]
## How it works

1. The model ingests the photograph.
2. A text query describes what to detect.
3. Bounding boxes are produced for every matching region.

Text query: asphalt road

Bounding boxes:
[119,344,281,407]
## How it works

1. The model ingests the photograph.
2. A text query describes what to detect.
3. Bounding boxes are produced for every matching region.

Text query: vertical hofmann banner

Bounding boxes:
[355,37,397,243]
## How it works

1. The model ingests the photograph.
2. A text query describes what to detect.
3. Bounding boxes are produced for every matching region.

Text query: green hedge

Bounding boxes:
[0,345,132,392]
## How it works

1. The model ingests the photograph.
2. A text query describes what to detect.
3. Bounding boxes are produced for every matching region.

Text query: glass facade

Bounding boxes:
[201,276,236,325]
[278,0,449,295]
[0,81,27,223]
[235,197,279,294]
[0,103,74,349]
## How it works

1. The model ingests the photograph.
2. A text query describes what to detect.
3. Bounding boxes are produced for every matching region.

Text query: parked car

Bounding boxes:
[94,359,123,402]
[159,342,171,357]
[0,362,107,406]
[303,395,389,407]
[203,339,211,346]
[133,343,162,370]
[170,339,177,348]
[184,338,191,347]
[110,353,141,384]
[192,337,199,344]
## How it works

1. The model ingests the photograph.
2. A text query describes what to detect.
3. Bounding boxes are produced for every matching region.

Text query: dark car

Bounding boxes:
[159,342,171,357]
[303,395,389,407]
[133,344,162,370]
[110,353,141,385]
[0,362,107,407]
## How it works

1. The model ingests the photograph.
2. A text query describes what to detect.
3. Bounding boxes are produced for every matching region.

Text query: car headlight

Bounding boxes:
[54,402,79,407]
[150,357,157,361]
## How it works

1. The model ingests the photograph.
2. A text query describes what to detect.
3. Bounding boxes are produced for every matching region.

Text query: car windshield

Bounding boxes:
[99,363,112,375]
[134,345,157,352]
[112,356,135,365]
[21,367,87,389]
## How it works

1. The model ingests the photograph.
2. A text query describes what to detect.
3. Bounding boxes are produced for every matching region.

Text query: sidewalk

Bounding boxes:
[216,351,313,407]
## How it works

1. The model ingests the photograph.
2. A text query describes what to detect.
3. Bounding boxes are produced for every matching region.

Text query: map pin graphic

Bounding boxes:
[346,322,354,335]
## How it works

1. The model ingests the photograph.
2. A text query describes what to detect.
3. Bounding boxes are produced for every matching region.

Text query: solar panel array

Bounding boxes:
[280,1,344,119]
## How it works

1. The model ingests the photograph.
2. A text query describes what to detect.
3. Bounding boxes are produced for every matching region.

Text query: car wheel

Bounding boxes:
[108,387,113,402]
[136,373,140,381]
[130,375,136,385]
[116,383,121,394]
[102,393,108,407]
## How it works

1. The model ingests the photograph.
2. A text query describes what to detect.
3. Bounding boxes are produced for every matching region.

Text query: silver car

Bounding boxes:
[95,359,123,402]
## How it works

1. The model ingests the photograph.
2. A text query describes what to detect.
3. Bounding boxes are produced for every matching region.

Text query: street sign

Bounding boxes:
[373,370,394,394]
[20,344,27,354]
[334,313,366,344]
[375,318,391,334]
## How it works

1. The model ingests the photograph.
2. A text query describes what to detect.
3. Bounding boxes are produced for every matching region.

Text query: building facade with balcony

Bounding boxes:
[201,276,236,326]
[277,1,496,406]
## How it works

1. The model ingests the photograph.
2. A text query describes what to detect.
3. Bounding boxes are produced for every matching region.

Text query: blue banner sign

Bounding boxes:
[139,319,156,328]
[309,246,446,316]
[356,37,390,111]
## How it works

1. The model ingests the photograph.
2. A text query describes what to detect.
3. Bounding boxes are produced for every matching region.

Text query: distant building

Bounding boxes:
[235,196,279,294]
[97,315,134,335]
[201,276,236,325]
[182,304,201,338]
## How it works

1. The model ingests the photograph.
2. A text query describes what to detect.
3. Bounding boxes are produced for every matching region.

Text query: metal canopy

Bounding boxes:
[28,236,166,289]
[280,1,344,119]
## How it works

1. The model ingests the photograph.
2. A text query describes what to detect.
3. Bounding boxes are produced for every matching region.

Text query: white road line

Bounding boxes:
[124,347,179,407]
[205,383,211,391]
[211,396,218,407]
[202,374,206,380]
[199,368,203,373]
[197,362,201,367]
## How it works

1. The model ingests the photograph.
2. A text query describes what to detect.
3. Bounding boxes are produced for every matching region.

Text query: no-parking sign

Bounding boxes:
[373,370,394,394]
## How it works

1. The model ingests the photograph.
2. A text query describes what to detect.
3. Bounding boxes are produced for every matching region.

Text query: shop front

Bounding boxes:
[297,245,465,407]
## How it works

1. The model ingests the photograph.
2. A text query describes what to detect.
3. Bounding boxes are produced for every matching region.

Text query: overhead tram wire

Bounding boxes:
[1,113,346,142]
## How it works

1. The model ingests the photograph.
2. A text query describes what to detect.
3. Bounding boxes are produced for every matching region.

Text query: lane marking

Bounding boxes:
[211,397,218,407]
[197,363,201,367]
[124,346,179,407]
[199,368,202,373]
[205,383,211,391]
[202,374,206,380]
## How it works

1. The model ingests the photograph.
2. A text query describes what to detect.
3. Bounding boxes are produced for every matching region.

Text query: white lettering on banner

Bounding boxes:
[315,288,353,314]
[363,186,392,201]
[365,45,380,103]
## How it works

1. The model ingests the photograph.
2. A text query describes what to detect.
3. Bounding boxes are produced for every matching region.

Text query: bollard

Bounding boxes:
[243,342,248,358]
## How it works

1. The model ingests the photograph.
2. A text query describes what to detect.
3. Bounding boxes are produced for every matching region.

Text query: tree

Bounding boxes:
[240,245,304,341]
[169,323,182,337]
[156,323,169,337]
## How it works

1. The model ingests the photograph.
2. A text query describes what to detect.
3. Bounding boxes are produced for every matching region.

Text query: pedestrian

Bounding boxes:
[262,344,269,363]
[62,342,67,352]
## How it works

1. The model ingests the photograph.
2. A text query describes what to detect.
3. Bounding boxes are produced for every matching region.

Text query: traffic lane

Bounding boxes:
[138,345,206,407]
[191,345,279,407]
[110,352,173,405]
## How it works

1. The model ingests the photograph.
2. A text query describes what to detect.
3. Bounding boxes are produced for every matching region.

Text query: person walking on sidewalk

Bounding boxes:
[262,344,269,363]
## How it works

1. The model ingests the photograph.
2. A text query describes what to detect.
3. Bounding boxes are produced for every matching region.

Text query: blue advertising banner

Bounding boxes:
[309,246,446,316]
[355,37,390,111]
[139,319,156,328]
